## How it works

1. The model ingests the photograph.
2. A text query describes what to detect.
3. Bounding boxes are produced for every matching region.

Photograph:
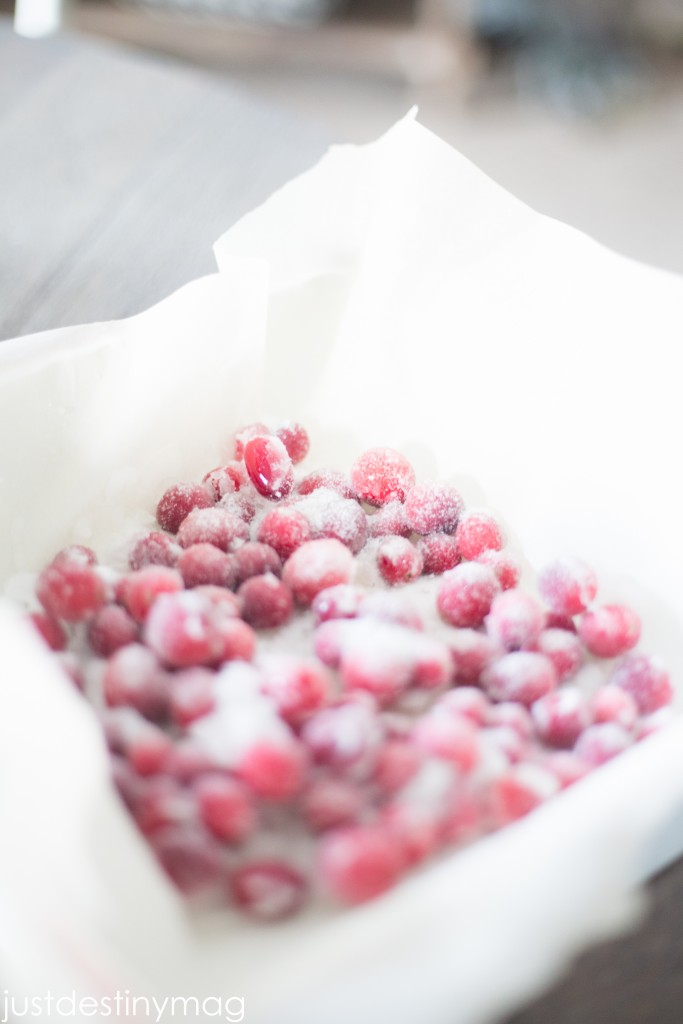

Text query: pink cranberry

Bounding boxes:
[282,538,354,607]
[412,714,479,773]
[103,643,168,720]
[531,687,590,748]
[144,591,220,668]
[545,612,578,632]
[156,484,213,534]
[376,536,423,586]
[218,490,257,525]
[475,549,521,590]
[481,651,558,706]
[132,778,194,836]
[531,628,584,681]
[193,585,241,616]
[257,506,312,561]
[119,566,184,624]
[258,654,331,724]
[177,544,236,590]
[37,560,108,622]
[486,765,557,827]
[610,652,673,714]
[276,421,310,464]
[591,685,638,730]
[313,619,350,669]
[212,617,256,664]
[483,724,527,765]
[177,507,249,552]
[381,801,444,867]
[543,751,591,788]
[230,862,307,921]
[238,574,293,629]
[297,469,357,500]
[312,584,365,624]
[340,639,414,702]
[29,610,68,651]
[301,778,364,831]
[153,827,224,896]
[574,722,632,766]
[373,740,422,794]
[165,740,217,783]
[359,592,424,631]
[169,668,216,726]
[318,825,404,904]
[455,510,503,560]
[244,435,294,500]
[447,629,499,684]
[236,740,306,801]
[350,447,415,507]
[417,533,461,575]
[485,589,545,651]
[440,785,482,846]
[194,773,257,844]
[437,562,500,628]
[301,699,381,773]
[52,544,97,567]
[232,542,282,587]
[88,604,139,656]
[538,557,598,616]
[435,687,490,727]
[294,487,367,554]
[202,461,246,500]
[104,708,173,776]
[129,531,182,571]
[486,702,534,739]
[403,481,463,535]
[366,500,412,539]
[578,604,641,658]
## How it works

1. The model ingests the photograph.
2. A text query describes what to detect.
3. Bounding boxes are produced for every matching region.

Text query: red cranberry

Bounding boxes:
[531,687,590,748]
[578,604,641,658]
[144,591,220,668]
[318,825,404,904]
[194,773,257,844]
[177,507,249,552]
[153,827,224,896]
[230,862,307,921]
[259,654,331,724]
[177,544,236,590]
[218,490,258,525]
[447,629,499,684]
[610,652,673,714]
[538,557,598,616]
[276,421,310,464]
[366,500,412,539]
[52,544,97,567]
[232,542,282,587]
[486,765,557,827]
[545,612,578,632]
[244,435,294,500]
[404,481,463,534]
[88,604,139,656]
[295,488,368,554]
[350,447,415,506]
[301,699,381,772]
[130,777,195,836]
[481,651,558,706]
[282,538,354,606]
[202,461,246,500]
[486,702,534,739]
[37,560,107,622]
[103,643,168,720]
[437,563,500,628]
[485,589,545,651]
[475,549,521,590]
[418,533,461,575]
[301,778,365,831]
[543,751,591,789]
[373,740,422,794]
[119,566,184,623]
[238,574,293,630]
[297,469,358,500]
[483,724,527,765]
[193,585,241,616]
[313,619,350,668]
[455,510,503,560]
[574,722,632,766]
[156,484,213,534]
[213,617,256,664]
[123,719,174,777]
[412,714,480,773]
[129,531,181,571]
[165,740,217,783]
[237,740,306,801]
[376,536,423,585]
[312,583,365,624]
[435,687,490,726]
[28,610,67,651]
[257,507,311,561]
[169,668,217,726]
[441,785,482,846]
[530,628,584,681]
[381,800,444,867]
[232,421,269,460]
[591,685,638,730]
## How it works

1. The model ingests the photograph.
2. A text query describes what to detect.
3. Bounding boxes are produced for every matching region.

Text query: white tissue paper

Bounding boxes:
[2,112,683,1024]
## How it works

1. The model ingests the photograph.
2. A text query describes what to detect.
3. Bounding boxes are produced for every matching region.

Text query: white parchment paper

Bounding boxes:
[2,113,683,1024]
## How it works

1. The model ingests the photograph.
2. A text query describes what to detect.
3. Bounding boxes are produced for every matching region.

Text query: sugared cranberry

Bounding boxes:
[531,628,584,681]
[376,536,423,586]
[236,740,306,801]
[202,461,246,501]
[177,544,236,590]
[297,469,357,500]
[481,651,558,706]
[538,557,598,616]
[543,751,591,788]
[312,584,365,624]
[531,687,590,748]
[232,542,281,587]
[153,827,224,896]
[276,422,310,464]
[475,549,521,590]
[212,617,256,664]
[29,610,68,651]
[156,484,213,534]
[111,713,173,777]
[437,563,500,628]
[381,800,444,867]
[486,702,534,739]
[177,507,249,552]
[455,510,503,561]
[103,643,168,719]
[37,560,107,622]
[128,531,182,571]
[412,714,479,773]
[259,654,331,724]
[318,825,404,904]
[578,604,641,658]
[366,500,412,539]
[485,765,557,827]
[591,685,638,731]
[230,862,307,921]
[119,566,184,623]
[545,612,578,632]
[418,533,461,575]
[257,507,311,561]
[313,619,350,669]
[574,722,632,766]
[295,488,368,555]
[359,592,424,631]
[217,490,258,525]
[244,435,294,501]
[128,776,195,835]
[88,604,139,656]
[232,421,269,460]
[165,740,217,783]
[282,538,354,607]
[301,779,364,831]
[144,591,220,668]
[373,740,422,794]
[238,574,293,630]
[169,668,216,726]
[350,447,415,507]
[485,589,545,651]
[301,699,381,773]
[610,652,673,714]
[52,544,97,567]
[193,585,241,616]
[435,687,490,727]
[404,482,463,534]
[194,773,257,844]
[447,629,499,684]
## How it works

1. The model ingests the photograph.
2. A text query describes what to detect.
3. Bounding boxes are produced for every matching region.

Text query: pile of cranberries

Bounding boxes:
[28,420,675,921]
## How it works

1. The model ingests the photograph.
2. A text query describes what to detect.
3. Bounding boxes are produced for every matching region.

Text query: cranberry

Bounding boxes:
[297,469,357,500]
[130,776,194,836]
[486,765,557,827]
[259,654,331,724]
[232,421,269,460]
[169,668,217,726]
[193,585,241,616]
[574,722,632,766]
[177,507,249,552]
[295,488,368,554]
[437,562,500,628]
[340,638,414,702]
[313,619,351,668]
[129,531,182,571]
[350,447,415,506]
[276,421,310,464]
[37,560,107,622]
[376,536,423,585]
[486,702,534,739]
[591,685,638,730]
[485,589,545,651]
[441,785,482,846]
[165,740,217,783]
[218,490,258,525]
[238,574,293,629]
[531,687,590,748]
[28,610,68,651]
[545,612,578,632]
[282,538,354,607]
[194,773,257,844]
[475,549,521,590]
[237,740,306,801]
[412,714,479,773]
[230,862,307,921]
[447,629,499,684]
[257,507,311,561]
[417,533,461,575]
[301,699,381,773]
[103,643,168,720]
[543,751,591,789]
[531,628,584,681]
[610,652,673,714]
[119,566,184,623]
[52,544,97,567]
[213,617,256,664]
[88,604,139,656]
[244,435,294,500]
[301,779,364,831]
[381,800,444,867]
[481,651,558,706]
[156,484,213,534]
[483,724,528,765]
[455,510,503,561]
[121,718,174,777]
[153,827,224,896]
[366,500,412,539]
[177,544,236,590]
[404,482,463,534]
[538,557,598,616]
[578,604,641,658]
[202,462,246,500]
[435,687,490,727]
[232,542,282,587]
[312,584,365,624]
[373,740,422,794]
[359,592,424,631]
[144,591,220,668]
[318,825,404,904]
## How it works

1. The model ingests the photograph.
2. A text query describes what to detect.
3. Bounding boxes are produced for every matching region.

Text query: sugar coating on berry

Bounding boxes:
[276,421,310,464]
[610,652,673,714]
[481,651,558,706]
[237,740,307,800]
[418,533,461,575]
[486,764,558,827]
[232,421,269,460]
[312,584,365,624]
[258,654,332,724]
[591,685,638,731]
[475,549,521,590]
[376,536,423,585]
[103,643,168,720]
[88,604,139,656]
[350,447,415,507]
[156,484,213,534]
[232,542,282,587]
[485,589,545,651]
[435,687,490,726]
[153,827,224,895]
[194,773,257,845]
[294,487,367,554]
[144,590,221,668]
[358,591,424,631]
[52,544,97,568]
[177,544,236,590]
[238,574,293,630]
[531,686,590,748]
[578,604,641,658]
[129,532,181,571]
[319,825,404,904]
[244,435,294,501]
[538,557,598,616]
[230,862,307,921]
[169,668,217,726]
[37,561,108,623]
[486,701,534,738]
[366,500,412,539]
[574,722,632,766]
[257,507,311,561]
[437,562,500,628]
[202,465,237,501]
[373,741,422,794]
[297,469,357,500]
[447,629,499,684]
[282,538,355,606]
[531,628,584,682]
[301,698,382,772]
[302,778,365,832]
[412,714,479,773]
[455,510,503,561]
[403,481,463,535]
[177,507,249,552]
[29,611,68,652]
[119,566,184,623]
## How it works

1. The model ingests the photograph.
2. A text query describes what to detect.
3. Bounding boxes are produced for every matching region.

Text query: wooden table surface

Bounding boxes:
[1,16,682,1023]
